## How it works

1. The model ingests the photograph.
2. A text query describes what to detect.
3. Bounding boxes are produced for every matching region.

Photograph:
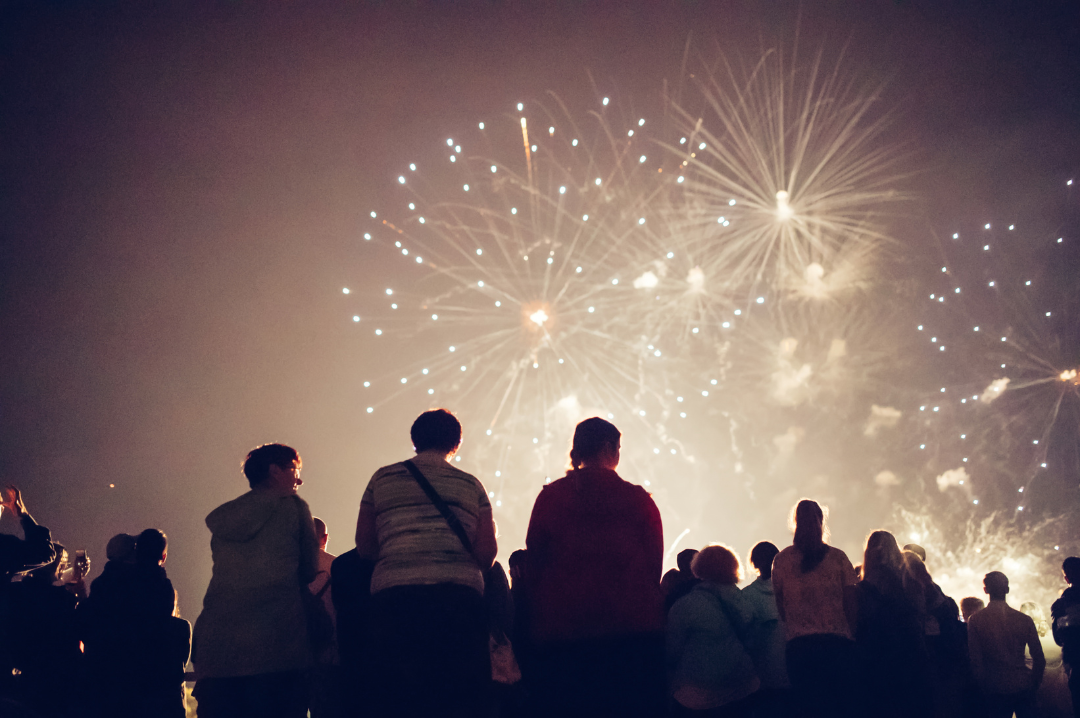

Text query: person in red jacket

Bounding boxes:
[525,417,665,718]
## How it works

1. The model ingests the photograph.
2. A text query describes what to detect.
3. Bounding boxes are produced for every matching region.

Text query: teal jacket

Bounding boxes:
[666,581,759,705]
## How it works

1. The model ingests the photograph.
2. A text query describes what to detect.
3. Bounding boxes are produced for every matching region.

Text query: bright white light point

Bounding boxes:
[627,130,633,137]
[954,288,960,293]
[693,327,700,333]
[940,387,946,392]
[711,379,717,385]
[1042,463,1047,468]
[511,208,517,215]
[1001,337,1006,341]
[639,155,646,163]
[939,346,945,351]
[930,294,935,299]
[722,322,730,328]
[390,304,396,309]
[476,248,483,255]
[594,178,602,186]
[728,199,736,206]
[385,288,393,295]
[638,218,645,225]
[582,215,589,221]
[576,266,582,273]
[572,139,578,146]
[640,411,647,417]
[548,127,554,134]
[558,358,564,364]
[920,444,925,449]
[408,203,415,210]
[431,314,438,320]
[547,258,553,264]
[680,412,686,418]
[463,185,469,191]
[974,326,979,331]
[611,279,618,285]
[1009,225,1014,230]
[637,118,645,127]
[400,378,407,384]
[1025,280,1032,285]
[409,163,416,171]
[490,166,497,173]
[654,350,661,357]
[516,103,523,111]
[415,257,422,263]
[398,176,405,184]
[755,296,765,304]
[1070,180,1075,185]
[941,266,947,272]
[559,186,566,194]
[734,309,741,315]
[478,122,484,129]
[342,288,350,294]
[702,390,709,397]
[531,145,536,151]
[450,156,456,162]
[401,249,409,256]
[1034,440,1039,444]
[1059,238,1064,243]
[532,438,538,444]
[367,407,373,413]
[449,346,455,352]
[602,97,609,106]
[920,406,926,411]
[353,316,360,322]
[917,325,923,330]
[653,448,659,453]
[422,369,428,375]
[460,366,466,372]
[677,176,685,183]
[933,407,939,412]
[985,223,991,229]
[477,280,484,287]
[953,233,959,239]
[364,233,371,240]
[989,281,995,286]
[370,211,377,218]
[494,301,500,307]
[363,381,370,387]
[530,309,549,326]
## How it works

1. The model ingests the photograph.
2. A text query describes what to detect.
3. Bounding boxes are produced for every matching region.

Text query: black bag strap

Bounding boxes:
[402,460,479,566]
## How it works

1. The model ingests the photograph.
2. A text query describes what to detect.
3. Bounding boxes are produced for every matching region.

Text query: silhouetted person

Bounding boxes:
[967,571,1044,718]
[508,549,535,682]
[1,547,81,717]
[742,541,790,715]
[356,409,496,718]
[525,417,665,718]
[192,443,318,718]
[771,499,859,718]
[662,549,701,613]
[854,531,929,718]
[962,597,987,622]
[903,544,926,562]
[330,548,374,718]
[1051,556,1080,717]
[0,486,55,579]
[667,545,759,717]
[308,517,340,718]
[902,551,965,715]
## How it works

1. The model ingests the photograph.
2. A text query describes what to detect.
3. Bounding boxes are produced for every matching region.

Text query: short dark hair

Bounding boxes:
[508,549,527,570]
[136,529,167,565]
[1062,556,1080,583]
[750,541,780,578]
[569,417,621,469]
[243,443,300,487]
[410,409,462,453]
[676,549,698,573]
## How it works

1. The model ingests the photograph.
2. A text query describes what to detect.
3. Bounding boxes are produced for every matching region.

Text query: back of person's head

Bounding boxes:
[314,517,328,541]
[960,596,985,621]
[508,549,527,571]
[1020,601,1049,636]
[983,570,1009,599]
[243,443,301,488]
[863,530,904,582]
[677,548,699,574]
[902,551,933,589]
[791,499,829,573]
[1063,556,1080,585]
[410,409,462,454]
[749,541,780,579]
[136,529,168,566]
[691,544,741,585]
[569,417,621,469]
[105,533,137,563]
[902,543,927,562]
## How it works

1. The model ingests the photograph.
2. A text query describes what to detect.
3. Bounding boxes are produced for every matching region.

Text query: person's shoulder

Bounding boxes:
[826,545,852,563]
[773,546,797,565]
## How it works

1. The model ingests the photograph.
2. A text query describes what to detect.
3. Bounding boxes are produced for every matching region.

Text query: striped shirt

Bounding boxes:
[362,454,491,594]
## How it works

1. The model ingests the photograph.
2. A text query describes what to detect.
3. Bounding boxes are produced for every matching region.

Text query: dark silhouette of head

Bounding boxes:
[983,570,1009,601]
[508,549,527,582]
[569,417,621,470]
[863,530,903,585]
[243,443,301,488]
[902,543,927,562]
[691,545,741,585]
[749,541,780,579]
[960,596,985,621]
[105,533,137,564]
[314,518,329,550]
[136,529,167,566]
[411,409,462,455]
[1063,556,1080,585]
[791,499,829,573]
[676,548,699,574]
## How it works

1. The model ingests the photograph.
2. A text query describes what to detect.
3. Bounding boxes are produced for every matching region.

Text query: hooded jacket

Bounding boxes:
[192,490,318,678]
[525,467,663,643]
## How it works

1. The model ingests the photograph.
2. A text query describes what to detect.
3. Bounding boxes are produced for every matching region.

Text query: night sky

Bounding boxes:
[2,0,1078,615]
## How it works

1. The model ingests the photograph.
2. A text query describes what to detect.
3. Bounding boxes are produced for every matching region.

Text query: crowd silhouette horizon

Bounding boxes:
[0,408,1077,718]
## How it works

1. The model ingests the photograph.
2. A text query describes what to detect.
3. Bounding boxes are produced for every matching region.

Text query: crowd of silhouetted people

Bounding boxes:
[0,408,1078,718]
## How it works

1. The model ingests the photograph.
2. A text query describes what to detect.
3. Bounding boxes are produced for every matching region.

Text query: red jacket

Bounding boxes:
[525,467,664,643]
